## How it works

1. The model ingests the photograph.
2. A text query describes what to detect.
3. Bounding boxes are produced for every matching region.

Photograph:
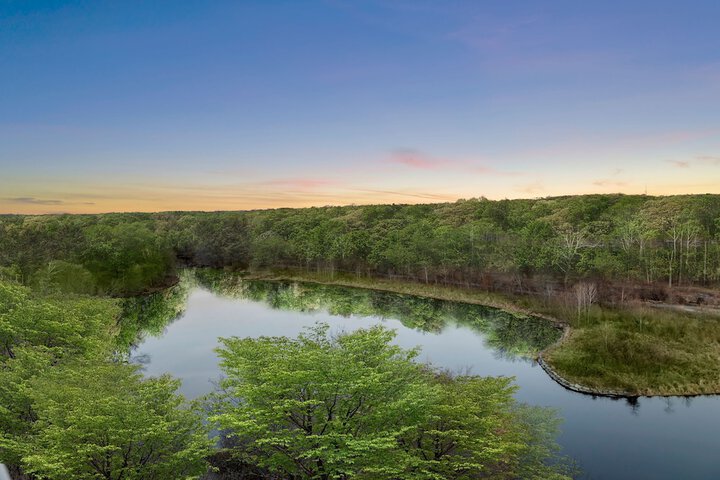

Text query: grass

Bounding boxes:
[545,306,720,396]
[239,269,720,396]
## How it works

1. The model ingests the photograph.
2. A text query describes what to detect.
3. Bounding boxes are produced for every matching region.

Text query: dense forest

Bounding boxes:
[2,194,720,478]
[2,194,719,302]
[0,196,615,479]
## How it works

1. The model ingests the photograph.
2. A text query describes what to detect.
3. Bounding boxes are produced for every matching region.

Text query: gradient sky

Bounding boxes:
[2,0,720,214]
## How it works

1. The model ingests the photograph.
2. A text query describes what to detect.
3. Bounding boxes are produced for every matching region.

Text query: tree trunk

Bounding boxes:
[669,235,676,288]
[704,240,708,283]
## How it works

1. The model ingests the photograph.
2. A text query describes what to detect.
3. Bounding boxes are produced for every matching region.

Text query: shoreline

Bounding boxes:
[222,270,720,400]
[536,325,635,398]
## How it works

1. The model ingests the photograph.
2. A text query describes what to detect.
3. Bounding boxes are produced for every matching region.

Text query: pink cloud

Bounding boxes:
[387,149,444,169]
[668,160,691,168]
[385,148,516,176]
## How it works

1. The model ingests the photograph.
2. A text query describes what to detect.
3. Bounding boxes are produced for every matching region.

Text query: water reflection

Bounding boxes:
[191,270,562,359]
[129,270,720,479]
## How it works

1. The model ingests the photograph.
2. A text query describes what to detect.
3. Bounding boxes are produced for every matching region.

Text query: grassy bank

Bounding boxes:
[544,306,720,396]
[238,269,720,396]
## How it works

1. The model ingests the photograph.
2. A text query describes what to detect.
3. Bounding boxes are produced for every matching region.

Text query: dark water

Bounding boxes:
[133,274,720,480]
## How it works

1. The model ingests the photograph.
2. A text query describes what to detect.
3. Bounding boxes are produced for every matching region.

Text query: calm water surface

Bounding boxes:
[134,276,720,480]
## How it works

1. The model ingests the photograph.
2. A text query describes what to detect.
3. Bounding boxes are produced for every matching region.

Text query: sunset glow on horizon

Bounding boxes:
[2,1,719,214]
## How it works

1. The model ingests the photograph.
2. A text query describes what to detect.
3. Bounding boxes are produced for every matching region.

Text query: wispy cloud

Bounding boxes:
[447,14,629,74]
[4,197,64,205]
[385,148,517,176]
[592,167,628,187]
[352,188,454,201]
[592,179,627,187]
[386,149,445,169]
[667,156,720,168]
[264,178,341,189]
[516,181,544,194]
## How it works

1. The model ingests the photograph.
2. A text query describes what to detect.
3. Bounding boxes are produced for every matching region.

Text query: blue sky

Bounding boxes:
[2,0,719,213]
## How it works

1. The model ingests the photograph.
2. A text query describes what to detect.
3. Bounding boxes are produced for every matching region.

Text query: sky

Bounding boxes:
[1,0,719,214]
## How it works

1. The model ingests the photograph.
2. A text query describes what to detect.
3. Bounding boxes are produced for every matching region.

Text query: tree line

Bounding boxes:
[3,193,717,478]
[2,194,719,297]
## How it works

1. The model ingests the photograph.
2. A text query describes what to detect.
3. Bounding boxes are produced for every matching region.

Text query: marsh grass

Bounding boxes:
[545,304,720,395]
[240,269,720,396]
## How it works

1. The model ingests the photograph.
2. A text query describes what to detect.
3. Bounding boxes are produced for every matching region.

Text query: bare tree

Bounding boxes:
[574,282,598,320]
[554,225,593,285]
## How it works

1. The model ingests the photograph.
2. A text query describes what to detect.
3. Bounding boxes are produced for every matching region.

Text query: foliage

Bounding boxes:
[81,222,175,294]
[2,193,720,475]
[409,373,574,480]
[544,305,720,395]
[209,323,572,479]
[194,270,560,358]
[0,280,120,467]
[3,194,720,296]
[210,324,433,478]
[0,280,210,478]
[0,281,117,362]
[222,269,720,396]
[20,362,211,480]
[32,260,97,295]
[115,271,193,351]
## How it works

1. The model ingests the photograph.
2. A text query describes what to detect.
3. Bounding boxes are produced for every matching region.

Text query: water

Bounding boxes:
[133,274,720,479]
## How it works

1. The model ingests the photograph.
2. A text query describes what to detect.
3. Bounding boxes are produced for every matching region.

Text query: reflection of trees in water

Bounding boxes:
[192,270,561,359]
[118,270,194,353]
[120,269,561,359]
[625,396,640,416]
[607,395,693,417]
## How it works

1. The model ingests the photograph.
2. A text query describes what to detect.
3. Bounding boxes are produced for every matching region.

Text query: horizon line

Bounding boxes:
[2,191,716,216]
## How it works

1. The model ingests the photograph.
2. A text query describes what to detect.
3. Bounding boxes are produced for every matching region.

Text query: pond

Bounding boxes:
[131,272,720,480]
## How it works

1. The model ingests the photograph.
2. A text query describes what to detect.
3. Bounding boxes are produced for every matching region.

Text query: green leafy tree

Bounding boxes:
[0,280,121,471]
[0,282,119,465]
[405,374,523,479]
[209,324,572,479]
[210,324,434,479]
[82,222,174,294]
[21,362,211,480]
[33,260,97,294]
[405,373,574,479]
[4,194,720,291]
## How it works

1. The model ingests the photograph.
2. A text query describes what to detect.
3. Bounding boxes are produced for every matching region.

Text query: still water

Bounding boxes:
[133,273,720,479]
